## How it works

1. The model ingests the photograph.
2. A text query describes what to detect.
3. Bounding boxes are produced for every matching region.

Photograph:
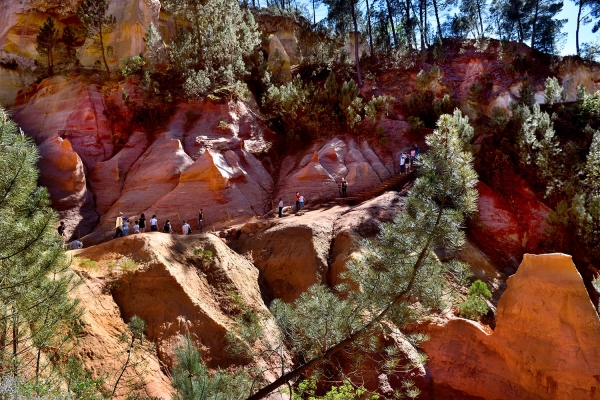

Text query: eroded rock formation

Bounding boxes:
[71,232,282,398]
[422,253,600,400]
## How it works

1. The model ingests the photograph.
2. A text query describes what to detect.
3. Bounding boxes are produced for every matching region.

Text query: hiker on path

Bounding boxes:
[114,212,124,239]
[69,239,83,250]
[133,220,141,234]
[278,198,284,218]
[399,153,407,174]
[341,178,348,198]
[150,215,158,231]
[163,219,173,234]
[299,194,305,209]
[182,220,192,235]
[294,192,301,211]
[405,152,411,170]
[123,217,130,236]
[139,213,146,233]
[57,221,66,247]
[198,209,204,232]
[410,148,416,163]
[414,143,419,157]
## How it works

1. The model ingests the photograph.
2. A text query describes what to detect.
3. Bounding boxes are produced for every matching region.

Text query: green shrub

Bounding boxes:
[120,258,139,273]
[193,248,213,266]
[406,91,456,129]
[121,55,146,78]
[79,258,98,271]
[459,280,492,321]
[263,72,374,145]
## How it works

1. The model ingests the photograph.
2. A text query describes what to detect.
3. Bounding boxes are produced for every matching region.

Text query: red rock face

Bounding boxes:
[469,181,550,273]
[421,254,600,400]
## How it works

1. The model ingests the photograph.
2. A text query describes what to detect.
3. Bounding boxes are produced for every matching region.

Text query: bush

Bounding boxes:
[459,280,492,321]
[405,91,457,128]
[79,258,98,271]
[263,72,376,145]
[120,258,139,272]
[121,55,145,78]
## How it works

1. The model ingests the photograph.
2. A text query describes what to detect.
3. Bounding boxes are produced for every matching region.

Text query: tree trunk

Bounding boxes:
[418,0,426,50]
[531,0,539,50]
[12,313,17,377]
[366,0,374,55]
[576,0,584,56]
[385,0,398,47]
[99,26,110,74]
[351,0,363,86]
[313,0,316,25]
[515,1,525,43]
[477,0,485,38]
[433,0,443,42]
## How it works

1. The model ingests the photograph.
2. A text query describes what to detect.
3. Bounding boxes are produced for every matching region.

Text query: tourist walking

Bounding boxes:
[57,221,66,247]
[133,220,141,234]
[278,198,284,218]
[198,209,204,232]
[399,153,406,174]
[139,213,146,233]
[294,192,301,211]
[299,194,305,209]
[163,219,173,234]
[150,215,158,231]
[410,148,416,163]
[114,212,124,239]
[341,178,348,198]
[123,217,130,236]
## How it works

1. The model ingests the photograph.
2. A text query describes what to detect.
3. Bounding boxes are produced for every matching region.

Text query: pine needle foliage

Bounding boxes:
[171,336,253,400]
[163,0,260,98]
[0,107,83,382]
[459,280,492,321]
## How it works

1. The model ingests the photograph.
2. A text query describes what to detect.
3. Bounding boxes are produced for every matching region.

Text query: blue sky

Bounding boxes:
[302,0,598,56]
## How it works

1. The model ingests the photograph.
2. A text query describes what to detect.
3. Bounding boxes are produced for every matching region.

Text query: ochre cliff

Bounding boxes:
[421,253,600,400]
[70,232,284,398]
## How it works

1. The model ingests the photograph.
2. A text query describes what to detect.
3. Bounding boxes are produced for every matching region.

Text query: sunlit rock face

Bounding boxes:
[70,233,284,398]
[422,253,600,400]
[78,0,161,68]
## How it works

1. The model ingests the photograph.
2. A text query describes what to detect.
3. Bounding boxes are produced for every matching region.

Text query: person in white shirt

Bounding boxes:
[133,220,140,234]
[400,153,407,174]
[299,195,305,209]
[182,221,191,235]
[150,215,158,231]
[278,198,284,218]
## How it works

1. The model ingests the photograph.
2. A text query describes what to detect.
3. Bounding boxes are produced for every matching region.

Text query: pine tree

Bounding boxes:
[76,0,116,74]
[0,107,82,380]
[164,0,260,97]
[36,17,59,75]
[61,25,77,60]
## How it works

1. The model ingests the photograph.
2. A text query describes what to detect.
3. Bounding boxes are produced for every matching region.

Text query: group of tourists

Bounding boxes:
[399,144,419,174]
[113,210,205,239]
